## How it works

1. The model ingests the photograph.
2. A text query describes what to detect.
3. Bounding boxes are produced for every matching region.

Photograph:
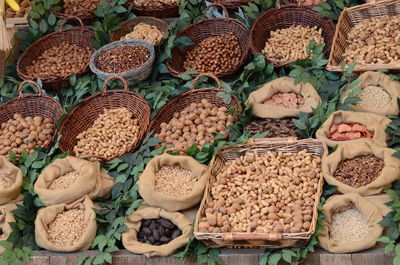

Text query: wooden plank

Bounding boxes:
[351,248,385,265]
[320,253,352,265]
[29,256,50,265]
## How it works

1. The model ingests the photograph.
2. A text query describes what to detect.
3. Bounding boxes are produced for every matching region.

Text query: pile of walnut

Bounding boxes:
[263,25,324,63]
[5,0,30,18]
[263,92,305,109]
[63,0,101,16]
[292,0,326,6]
[155,99,235,154]
[198,150,321,234]
[343,15,400,65]
[132,0,179,9]
[0,114,54,158]
[73,107,139,161]
[329,122,373,141]
[183,32,242,75]
[121,23,163,46]
[25,43,92,79]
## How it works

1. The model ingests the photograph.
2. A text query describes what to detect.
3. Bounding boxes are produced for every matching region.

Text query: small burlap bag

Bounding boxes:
[122,206,192,257]
[138,154,208,212]
[35,196,97,252]
[319,193,384,253]
[341,71,400,116]
[0,203,18,254]
[366,194,393,217]
[316,110,391,147]
[246,77,321,118]
[322,140,400,196]
[0,156,23,205]
[35,156,114,206]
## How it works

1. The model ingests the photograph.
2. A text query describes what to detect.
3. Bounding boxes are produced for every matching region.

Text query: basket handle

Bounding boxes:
[18,80,43,98]
[191,73,222,90]
[276,0,281,8]
[248,137,298,146]
[102,76,130,95]
[59,16,85,31]
[203,3,229,19]
[223,233,283,241]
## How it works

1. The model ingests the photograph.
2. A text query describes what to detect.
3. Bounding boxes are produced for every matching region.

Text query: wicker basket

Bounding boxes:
[194,137,327,248]
[59,76,151,162]
[0,80,64,151]
[16,17,94,91]
[89,39,155,85]
[166,4,250,78]
[283,0,319,6]
[127,0,179,18]
[327,0,400,72]
[53,2,97,25]
[149,73,239,136]
[249,4,335,67]
[205,0,254,10]
[110,16,168,44]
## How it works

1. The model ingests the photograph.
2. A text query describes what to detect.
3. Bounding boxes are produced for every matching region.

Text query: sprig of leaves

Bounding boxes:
[175,238,223,265]
[0,242,34,265]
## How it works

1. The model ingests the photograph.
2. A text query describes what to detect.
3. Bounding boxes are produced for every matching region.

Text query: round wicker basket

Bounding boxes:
[205,0,254,10]
[89,39,155,85]
[167,4,250,79]
[16,17,94,91]
[59,76,151,162]
[0,80,64,151]
[249,4,335,67]
[110,16,168,44]
[126,0,179,18]
[53,2,97,25]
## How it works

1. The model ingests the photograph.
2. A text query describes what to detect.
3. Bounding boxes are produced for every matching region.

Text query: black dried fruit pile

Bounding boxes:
[0,227,3,236]
[245,118,298,138]
[137,218,182,246]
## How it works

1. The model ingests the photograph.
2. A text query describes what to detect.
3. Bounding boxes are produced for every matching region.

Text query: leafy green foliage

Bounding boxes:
[313,0,363,21]
[175,238,223,265]
[386,99,400,158]
[0,242,34,265]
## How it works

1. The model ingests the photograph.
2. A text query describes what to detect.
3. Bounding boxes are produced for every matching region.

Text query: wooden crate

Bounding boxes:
[0,27,18,76]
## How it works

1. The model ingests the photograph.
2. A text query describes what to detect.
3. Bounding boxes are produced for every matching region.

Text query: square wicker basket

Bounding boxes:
[194,138,327,248]
[327,0,400,72]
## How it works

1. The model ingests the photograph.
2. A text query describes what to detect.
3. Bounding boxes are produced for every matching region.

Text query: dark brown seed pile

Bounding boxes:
[334,154,384,188]
[137,218,182,246]
[245,118,298,138]
[183,32,242,74]
[63,0,101,16]
[96,45,150,73]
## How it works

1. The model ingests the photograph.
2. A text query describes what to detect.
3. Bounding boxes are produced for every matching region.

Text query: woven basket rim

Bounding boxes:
[130,1,179,12]
[53,10,95,21]
[89,39,156,77]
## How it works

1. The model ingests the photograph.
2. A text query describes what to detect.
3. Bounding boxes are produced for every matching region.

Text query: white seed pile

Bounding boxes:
[47,208,87,247]
[329,208,370,245]
[154,166,198,197]
[48,171,79,190]
[357,86,391,108]
[0,176,13,189]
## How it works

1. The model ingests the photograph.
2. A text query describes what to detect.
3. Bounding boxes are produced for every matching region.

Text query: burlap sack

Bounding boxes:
[319,193,384,253]
[366,194,393,217]
[122,206,192,257]
[246,77,321,118]
[316,110,391,147]
[341,72,400,116]
[0,156,23,205]
[35,196,97,252]
[138,154,208,212]
[323,140,400,196]
[34,156,114,206]
[0,203,18,255]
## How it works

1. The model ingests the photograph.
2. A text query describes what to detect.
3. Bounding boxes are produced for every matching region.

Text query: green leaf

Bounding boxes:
[384,243,395,254]
[39,20,48,33]
[48,13,57,26]
[268,253,282,265]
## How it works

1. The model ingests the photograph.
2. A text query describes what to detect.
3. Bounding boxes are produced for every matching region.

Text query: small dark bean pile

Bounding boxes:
[0,227,3,236]
[137,218,182,246]
[96,45,149,73]
[334,154,384,188]
[183,32,242,74]
[245,118,298,138]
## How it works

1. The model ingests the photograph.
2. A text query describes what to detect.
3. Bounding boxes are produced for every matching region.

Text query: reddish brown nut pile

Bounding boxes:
[183,32,242,74]
[63,0,101,16]
[0,114,54,158]
[198,150,321,234]
[245,118,298,138]
[263,92,305,109]
[155,99,235,154]
[96,45,150,73]
[5,0,30,18]
[25,43,92,79]
[132,0,178,9]
[329,122,373,141]
[334,154,384,188]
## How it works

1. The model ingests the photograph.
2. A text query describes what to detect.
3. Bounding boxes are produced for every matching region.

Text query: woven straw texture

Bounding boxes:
[166,4,250,79]
[149,73,240,134]
[89,39,155,85]
[205,0,254,10]
[127,0,179,18]
[0,80,64,150]
[250,4,335,67]
[59,76,151,163]
[194,138,327,248]
[16,17,94,91]
[327,0,400,72]
[110,16,168,43]
[53,3,96,25]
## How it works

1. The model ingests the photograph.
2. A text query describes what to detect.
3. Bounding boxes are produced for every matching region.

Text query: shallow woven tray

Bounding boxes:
[194,138,327,248]
[127,0,179,18]
[166,4,250,79]
[59,76,151,162]
[53,2,97,25]
[327,0,400,72]
[205,0,254,10]
[250,4,335,67]
[0,80,64,151]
